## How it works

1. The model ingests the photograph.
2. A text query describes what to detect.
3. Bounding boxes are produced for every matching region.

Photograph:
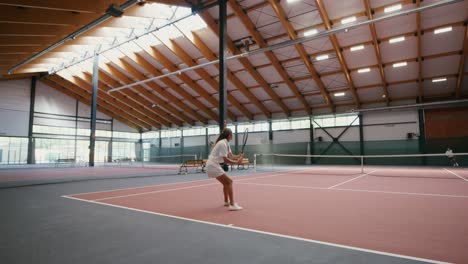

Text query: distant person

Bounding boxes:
[206,127,244,211]
[445,148,459,167]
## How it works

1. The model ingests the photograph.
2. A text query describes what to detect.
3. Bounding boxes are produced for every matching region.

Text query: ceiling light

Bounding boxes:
[304,29,318,37]
[389,36,405,43]
[341,16,356,25]
[393,62,407,68]
[432,77,447,83]
[316,54,329,61]
[384,4,402,13]
[357,68,371,73]
[334,92,345,97]
[287,0,301,3]
[350,45,365,52]
[434,26,453,34]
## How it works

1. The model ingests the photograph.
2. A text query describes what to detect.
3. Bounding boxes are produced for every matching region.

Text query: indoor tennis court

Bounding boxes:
[1,0,468,263]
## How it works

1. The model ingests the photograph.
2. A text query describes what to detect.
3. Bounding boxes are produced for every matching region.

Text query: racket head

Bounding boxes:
[241,128,248,153]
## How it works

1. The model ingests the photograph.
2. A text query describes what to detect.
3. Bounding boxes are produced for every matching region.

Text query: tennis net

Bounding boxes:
[254,152,468,177]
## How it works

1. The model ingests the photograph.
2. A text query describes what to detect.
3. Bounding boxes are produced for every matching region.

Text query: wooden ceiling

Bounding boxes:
[1,0,467,131]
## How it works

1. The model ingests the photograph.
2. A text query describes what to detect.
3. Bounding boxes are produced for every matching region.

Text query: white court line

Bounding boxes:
[94,183,218,201]
[444,168,468,182]
[65,169,300,197]
[61,195,449,264]
[237,182,468,199]
[327,170,377,189]
[333,187,468,199]
[91,170,307,202]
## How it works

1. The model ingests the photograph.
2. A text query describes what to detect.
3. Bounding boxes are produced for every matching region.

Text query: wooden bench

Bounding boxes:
[113,157,133,166]
[55,158,76,167]
[179,159,206,174]
[236,158,253,170]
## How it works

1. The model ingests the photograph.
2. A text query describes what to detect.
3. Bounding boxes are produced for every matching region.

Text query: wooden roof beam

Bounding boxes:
[79,71,169,128]
[155,35,253,120]
[149,35,238,121]
[416,0,423,101]
[46,75,151,129]
[134,43,220,121]
[52,73,158,129]
[40,78,141,130]
[97,60,192,126]
[267,0,335,111]
[182,30,271,118]
[0,0,128,13]
[315,0,360,108]
[456,24,468,98]
[109,49,209,124]
[95,68,181,127]
[200,12,289,117]
[230,0,312,115]
[0,6,100,26]
[364,0,390,105]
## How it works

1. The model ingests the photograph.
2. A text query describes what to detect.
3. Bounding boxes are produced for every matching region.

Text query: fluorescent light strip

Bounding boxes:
[357,68,371,73]
[334,92,345,97]
[304,29,318,37]
[393,62,407,68]
[287,0,301,3]
[316,54,329,61]
[434,26,452,34]
[432,77,447,83]
[384,4,402,13]
[341,16,356,25]
[389,36,405,43]
[350,45,365,52]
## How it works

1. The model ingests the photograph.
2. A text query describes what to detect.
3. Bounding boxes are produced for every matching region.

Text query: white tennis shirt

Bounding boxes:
[208,139,231,163]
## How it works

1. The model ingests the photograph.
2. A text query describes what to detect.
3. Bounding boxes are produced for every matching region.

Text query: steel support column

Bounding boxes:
[89,54,99,167]
[417,99,426,165]
[218,0,228,131]
[27,76,36,164]
[205,127,209,159]
[74,100,79,161]
[235,124,239,153]
[108,118,113,162]
[359,114,364,156]
[309,116,315,164]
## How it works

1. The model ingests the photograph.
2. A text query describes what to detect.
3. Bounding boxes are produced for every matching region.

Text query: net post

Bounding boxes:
[361,156,364,173]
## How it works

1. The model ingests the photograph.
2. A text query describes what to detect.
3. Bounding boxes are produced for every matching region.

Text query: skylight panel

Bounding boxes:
[434,26,452,34]
[304,29,318,37]
[175,14,207,34]
[341,16,356,25]
[350,45,364,52]
[316,54,329,61]
[432,77,447,83]
[389,36,405,43]
[393,62,407,68]
[384,4,402,13]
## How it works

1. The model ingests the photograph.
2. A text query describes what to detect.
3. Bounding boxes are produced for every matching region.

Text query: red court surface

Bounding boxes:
[64,168,468,263]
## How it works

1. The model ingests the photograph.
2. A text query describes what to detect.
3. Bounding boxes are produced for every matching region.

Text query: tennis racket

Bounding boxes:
[241,128,249,153]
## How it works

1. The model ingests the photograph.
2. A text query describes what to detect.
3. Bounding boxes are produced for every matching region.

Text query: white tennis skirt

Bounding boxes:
[206,160,225,178]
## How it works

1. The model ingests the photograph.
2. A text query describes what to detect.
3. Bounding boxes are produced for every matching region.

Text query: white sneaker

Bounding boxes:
[224,202,230,207]
[228,203,243,211]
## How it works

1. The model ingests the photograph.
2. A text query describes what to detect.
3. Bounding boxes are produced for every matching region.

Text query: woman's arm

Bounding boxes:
[228,152,243,159]
[223,156,243,165]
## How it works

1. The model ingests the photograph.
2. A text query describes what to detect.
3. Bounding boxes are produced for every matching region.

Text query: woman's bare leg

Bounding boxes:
[216,174,234,205]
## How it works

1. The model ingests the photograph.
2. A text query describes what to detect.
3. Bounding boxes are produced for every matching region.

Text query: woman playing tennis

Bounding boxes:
[206,127,244,211]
